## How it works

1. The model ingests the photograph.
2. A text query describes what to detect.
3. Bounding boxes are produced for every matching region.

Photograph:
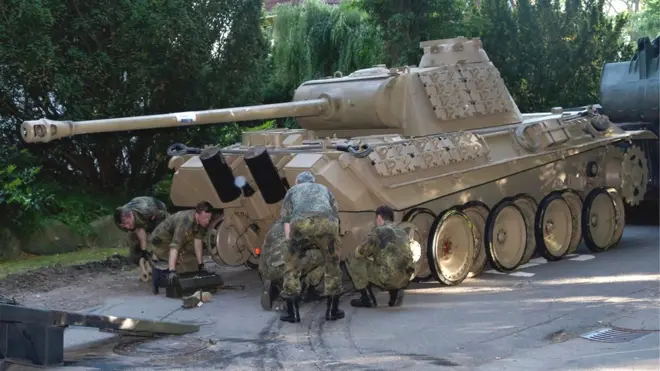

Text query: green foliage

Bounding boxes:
[0,149,53,232]
[358,0,467,66]
[0,0,268,193]
[630,0,660,38]
[42,188,122,237]
[0,148,124,237]
[473,0,634,111]
[245,120,277,132]
[267,0,385,101]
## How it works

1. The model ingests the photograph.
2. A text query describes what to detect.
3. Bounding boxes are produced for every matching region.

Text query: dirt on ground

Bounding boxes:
[0,254,148,312]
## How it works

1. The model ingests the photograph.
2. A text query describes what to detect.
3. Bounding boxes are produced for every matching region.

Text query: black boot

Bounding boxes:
[325,295,345,321]
[280,297,300,323]
[350,286,377,308]
[388,289,405,307]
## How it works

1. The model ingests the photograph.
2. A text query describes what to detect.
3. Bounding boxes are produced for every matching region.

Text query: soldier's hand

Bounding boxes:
[198,263,206,272]
[167,270,179,285]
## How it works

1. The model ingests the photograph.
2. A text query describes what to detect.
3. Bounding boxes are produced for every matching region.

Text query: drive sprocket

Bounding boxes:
[620,145,649,206]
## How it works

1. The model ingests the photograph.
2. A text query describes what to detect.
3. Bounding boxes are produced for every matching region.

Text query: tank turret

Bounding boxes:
[22,37,523,144]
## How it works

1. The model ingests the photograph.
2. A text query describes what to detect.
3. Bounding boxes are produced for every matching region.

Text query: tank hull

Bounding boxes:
[168,111,655,284]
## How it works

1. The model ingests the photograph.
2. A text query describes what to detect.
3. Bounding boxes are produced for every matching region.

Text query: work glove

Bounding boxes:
[167,270,179,285]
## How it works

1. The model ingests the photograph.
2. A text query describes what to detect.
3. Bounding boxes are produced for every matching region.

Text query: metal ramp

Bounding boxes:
[0,300,200,367]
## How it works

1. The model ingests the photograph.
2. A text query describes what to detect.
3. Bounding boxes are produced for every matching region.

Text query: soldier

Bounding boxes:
[148,201,214,287]
[259,219,325,310]
[279,171,343,323]
[346,205,415,308]
[114,196,169,265]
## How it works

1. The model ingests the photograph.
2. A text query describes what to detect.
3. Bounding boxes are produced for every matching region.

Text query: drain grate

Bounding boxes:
[580,327,655,343]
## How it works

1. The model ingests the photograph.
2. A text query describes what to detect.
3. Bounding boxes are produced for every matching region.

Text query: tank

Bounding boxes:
[600,35,659,202]
[21,37,658,286]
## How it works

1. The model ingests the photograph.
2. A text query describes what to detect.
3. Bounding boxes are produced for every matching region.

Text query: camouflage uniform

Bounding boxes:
[279,180,341,299]
[346,221,415,291]
[259,221,325,290]
[147,209,206,274]
[115,196,169,263]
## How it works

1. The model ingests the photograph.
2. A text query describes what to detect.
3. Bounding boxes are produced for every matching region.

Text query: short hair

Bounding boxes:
[375,205,394,222]
[296,171,315,184]
[195,201,213,213]
[113,207,132,225]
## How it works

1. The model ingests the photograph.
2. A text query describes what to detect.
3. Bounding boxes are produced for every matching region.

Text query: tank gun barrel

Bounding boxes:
[21,98,330,143]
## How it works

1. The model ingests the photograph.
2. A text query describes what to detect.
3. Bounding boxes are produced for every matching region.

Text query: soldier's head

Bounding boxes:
[194,201,214,228]
[114,207,135,231]
[375,205,394,226]
[295,171,315,185]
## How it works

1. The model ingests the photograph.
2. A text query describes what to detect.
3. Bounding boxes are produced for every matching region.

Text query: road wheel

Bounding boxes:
[535,192,574,261]
[402,208,436,282]
[427,208,476,286]
[205,213,252,266]
[561,189,583,255]
[485,199,527,272]
[459,201,490,278]
[511,194,538,265]
[582,187,619,252]
[606,188,626,248]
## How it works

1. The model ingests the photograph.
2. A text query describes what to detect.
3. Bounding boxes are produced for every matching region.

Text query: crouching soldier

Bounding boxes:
[280,171,344,323]
[147,201,214,293]
[345,205,415,308]
[114,196,169,266]
[259,220,325,310]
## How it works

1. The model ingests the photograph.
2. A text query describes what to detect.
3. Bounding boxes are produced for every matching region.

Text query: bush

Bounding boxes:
[0,147,127,242]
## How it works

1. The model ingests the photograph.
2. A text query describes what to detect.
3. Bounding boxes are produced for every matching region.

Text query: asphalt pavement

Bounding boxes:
[7,223,660,371]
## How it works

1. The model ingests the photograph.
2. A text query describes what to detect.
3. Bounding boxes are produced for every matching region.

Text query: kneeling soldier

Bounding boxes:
[346,205,415,308]
[259,220,325,310]
[114,196,169,265]
[148,201,213,289]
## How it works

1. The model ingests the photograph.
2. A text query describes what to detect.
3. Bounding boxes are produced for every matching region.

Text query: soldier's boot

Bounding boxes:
[280,297,300,323]
[388,289,405,307]
[350,286,377,308]
[325,295,345,321]
[260,280,280,311]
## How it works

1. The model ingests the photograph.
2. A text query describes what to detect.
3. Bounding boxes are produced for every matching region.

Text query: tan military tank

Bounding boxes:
[21,37,657,286]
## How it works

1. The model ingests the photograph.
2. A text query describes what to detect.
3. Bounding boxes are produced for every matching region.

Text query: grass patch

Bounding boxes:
[0,247,129,279]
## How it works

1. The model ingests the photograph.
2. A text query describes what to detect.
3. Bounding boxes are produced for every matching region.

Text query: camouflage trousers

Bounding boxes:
[281,215,342,299]
[261,249,324,288]
[148,241,199,274]
[345,254,411,291]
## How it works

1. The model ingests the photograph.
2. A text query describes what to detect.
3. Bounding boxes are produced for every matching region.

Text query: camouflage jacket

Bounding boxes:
[151,210,206,251]
[355,222,414,271]
[259,221,287,272]
[116,196,168,233]
[280,183,339,223]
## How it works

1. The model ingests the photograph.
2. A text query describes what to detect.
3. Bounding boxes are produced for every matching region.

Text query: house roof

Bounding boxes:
[264,0,341,11]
